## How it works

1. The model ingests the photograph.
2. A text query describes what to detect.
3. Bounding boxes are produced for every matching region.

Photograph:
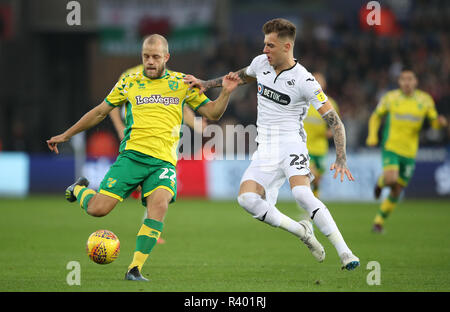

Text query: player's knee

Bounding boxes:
[237,192,280,226]
[87,200,113,217]
[391,184,403,197]
[237,192,261,212]
[291,185,325,214]
[147,196,169,217]
[152,200,169,215]
[384,173,398,186]
[237,192,262,217]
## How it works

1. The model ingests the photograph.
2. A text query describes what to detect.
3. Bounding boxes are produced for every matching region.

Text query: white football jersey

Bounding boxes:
[246,54,328,144]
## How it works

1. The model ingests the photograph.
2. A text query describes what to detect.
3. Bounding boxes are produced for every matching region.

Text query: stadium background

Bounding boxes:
[0,0,448,200]
[0,0,449,293]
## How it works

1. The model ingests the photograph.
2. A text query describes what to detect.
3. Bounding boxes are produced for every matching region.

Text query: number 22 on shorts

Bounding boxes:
[159,168,176,182]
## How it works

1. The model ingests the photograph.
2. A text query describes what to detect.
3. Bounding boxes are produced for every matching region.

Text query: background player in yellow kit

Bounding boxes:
[366,69,448,233]
[303,72,339,198]
[47,34,240,281]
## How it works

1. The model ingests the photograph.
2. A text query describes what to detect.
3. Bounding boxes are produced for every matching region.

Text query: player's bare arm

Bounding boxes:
[182,106,207,133]
[47,101,114,154]
[196,73,240,120]
[366,112,383,146]
[109,108,125,141]
[318,101,354,182]
[184,67,256,94]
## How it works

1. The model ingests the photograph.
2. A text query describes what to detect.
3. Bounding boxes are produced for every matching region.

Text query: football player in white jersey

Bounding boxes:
[185,18,359,270]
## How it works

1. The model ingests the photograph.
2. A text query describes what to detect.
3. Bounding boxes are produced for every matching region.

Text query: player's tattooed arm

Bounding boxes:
[184,67,255,94]
[235,67,257,85]
[319,106,355,182]
[323,111,347,165]
[203,67,254,88]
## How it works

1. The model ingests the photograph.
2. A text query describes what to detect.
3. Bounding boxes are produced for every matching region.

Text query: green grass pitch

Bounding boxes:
[0,195,449,292]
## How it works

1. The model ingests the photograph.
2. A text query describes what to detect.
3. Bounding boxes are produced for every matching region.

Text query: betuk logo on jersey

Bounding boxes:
[257,83,291,105]
[135,95,180,106]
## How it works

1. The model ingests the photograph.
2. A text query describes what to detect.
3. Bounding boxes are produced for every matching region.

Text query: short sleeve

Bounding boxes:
[374,94,390,116]
[425,94,438,121]
[302,73,328,111]
[185,87,211,111]
[105,77,129,107]
[245,55,262,78]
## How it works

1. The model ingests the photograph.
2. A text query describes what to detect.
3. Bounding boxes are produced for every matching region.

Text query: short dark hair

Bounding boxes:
[262,18,296,41]
[400,67,415,74]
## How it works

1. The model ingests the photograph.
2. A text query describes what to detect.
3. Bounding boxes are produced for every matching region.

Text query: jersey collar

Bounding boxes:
[273,59,298,83]
[142,69,169,80]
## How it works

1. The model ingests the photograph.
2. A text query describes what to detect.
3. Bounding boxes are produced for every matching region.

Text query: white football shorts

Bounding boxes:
[240,139,314,206]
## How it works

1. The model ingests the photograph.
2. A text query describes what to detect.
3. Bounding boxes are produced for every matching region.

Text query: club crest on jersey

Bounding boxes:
[168,80,179,91]
[285,79,295,87]
[257,83,291,105]
[135,95,180,106]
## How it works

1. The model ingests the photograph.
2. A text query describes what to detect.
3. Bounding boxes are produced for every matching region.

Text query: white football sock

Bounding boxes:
[237,192,305,238]
[291,185,351,255]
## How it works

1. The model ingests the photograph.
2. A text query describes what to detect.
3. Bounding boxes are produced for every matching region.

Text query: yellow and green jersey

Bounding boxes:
[105,68,210,166]
[368,89,439,159]
[304,97,339,156]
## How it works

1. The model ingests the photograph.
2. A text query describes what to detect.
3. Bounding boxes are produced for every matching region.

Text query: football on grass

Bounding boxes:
[86,230,120,264]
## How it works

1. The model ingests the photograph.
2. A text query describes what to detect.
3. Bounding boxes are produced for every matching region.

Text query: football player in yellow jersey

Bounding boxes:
[47,34,240,281]
[109,64,207,141]
[108,64,208,245]
[303,72,339,198]
[366,69,448,233]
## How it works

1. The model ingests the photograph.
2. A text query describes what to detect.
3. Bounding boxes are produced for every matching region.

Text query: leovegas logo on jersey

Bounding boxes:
[135,95,180,106]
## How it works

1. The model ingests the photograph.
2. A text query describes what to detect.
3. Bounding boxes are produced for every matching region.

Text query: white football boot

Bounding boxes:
[340,252,360,270]
[299,220,325,262]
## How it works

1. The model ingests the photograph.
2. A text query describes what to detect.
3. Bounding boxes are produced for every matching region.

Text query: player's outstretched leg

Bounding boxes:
[237,192,325,262]
[65,176,98,214]
[65,177,89,202]
[292,185,360,270]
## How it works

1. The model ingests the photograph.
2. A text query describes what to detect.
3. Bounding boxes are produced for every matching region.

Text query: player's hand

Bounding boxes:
[222,72,240,93]
[366,136,378,147]
[438,115,448,128]
[184,75,206,94]
[46,133,69,154]
[330,161,355,182]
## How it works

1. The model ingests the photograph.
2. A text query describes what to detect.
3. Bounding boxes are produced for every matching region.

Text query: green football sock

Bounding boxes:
[128,218,164,272]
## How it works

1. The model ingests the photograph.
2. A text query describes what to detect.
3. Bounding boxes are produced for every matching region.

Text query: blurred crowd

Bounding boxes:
[194,1,450,150]
[1,0,449,153]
